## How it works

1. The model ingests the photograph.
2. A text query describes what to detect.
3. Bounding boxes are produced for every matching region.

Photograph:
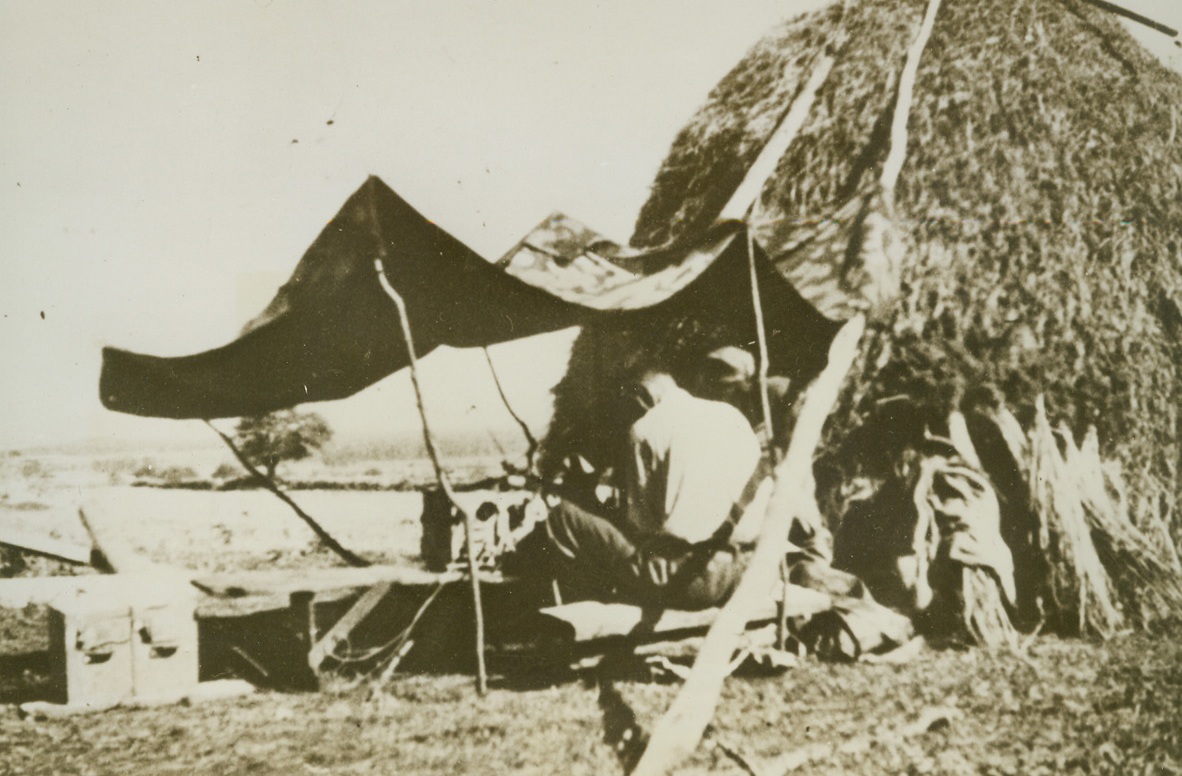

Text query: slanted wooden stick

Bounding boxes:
[631,316,865,776]
[78,504,187,575]
[745,222,776,455]
[205,422,371,568]
[880,0,943,200]
[718,54,835,222]
[1073,0,1180,42]
[375,259,488,695]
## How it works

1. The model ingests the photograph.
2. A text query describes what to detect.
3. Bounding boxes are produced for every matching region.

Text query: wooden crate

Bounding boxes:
[45,576,200,707]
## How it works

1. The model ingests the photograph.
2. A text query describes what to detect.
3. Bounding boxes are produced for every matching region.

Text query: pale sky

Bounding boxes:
[1,1,1180,451]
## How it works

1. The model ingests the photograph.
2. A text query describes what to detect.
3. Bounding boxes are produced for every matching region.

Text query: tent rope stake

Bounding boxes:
[375,258,489,695]
[205,421,371,568]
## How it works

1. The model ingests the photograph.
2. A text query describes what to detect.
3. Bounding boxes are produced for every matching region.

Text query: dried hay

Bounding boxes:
[961,566,1018,650]
[972,395,1182,637]
[1027,396,1124,636]
[538,0,1182,644]
[1064,426,1182,629]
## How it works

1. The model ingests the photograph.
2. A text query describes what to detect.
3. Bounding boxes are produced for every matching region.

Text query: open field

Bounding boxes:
[14,486,427,572]
[3,449,1181,774]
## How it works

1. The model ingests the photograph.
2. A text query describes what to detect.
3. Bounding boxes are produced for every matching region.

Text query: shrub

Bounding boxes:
[232,410,333,480]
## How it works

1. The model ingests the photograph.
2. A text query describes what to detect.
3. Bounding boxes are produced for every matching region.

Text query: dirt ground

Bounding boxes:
[3,451,1181,774]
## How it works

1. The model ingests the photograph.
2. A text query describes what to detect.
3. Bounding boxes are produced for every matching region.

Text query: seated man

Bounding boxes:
[692,345,833,563]
[509,361,770,610]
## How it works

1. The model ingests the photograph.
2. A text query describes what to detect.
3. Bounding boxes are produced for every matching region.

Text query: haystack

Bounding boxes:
[547,0,1182,548]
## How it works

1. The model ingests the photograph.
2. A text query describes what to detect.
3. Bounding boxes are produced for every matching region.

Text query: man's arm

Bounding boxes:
[624,427,663,537]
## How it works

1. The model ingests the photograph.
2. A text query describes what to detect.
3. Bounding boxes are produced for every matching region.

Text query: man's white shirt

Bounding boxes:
[624,384,771,545]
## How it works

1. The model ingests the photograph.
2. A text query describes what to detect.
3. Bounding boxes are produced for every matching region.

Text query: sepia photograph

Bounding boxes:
[2,1,1182,773]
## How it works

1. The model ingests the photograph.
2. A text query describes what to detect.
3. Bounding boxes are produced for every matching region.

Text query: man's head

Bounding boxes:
[628,369,678,416]
[691,346,756,405]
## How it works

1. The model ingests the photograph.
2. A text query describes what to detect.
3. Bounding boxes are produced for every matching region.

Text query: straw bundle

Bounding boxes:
[1064,426,1182,629]
[972,395,1182,635]
[1027,396,1124,637]
[961,566,1018,650]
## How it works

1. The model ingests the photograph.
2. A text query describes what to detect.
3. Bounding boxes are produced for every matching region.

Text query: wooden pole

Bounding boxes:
[745,221,776,454]
[1073,0,1180,41]
[631,316,865,776]
[879,0,943,200]
[745,220,790,651]
[718,55,835,223]
[375,260,489,695]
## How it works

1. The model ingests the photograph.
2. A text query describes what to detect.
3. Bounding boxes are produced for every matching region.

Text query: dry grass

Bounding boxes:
[968,396,1182,636]
[962,565,1019,649]
[1066,426,1182,630]
[1027,396,1124,636]
[5,452,1182,770]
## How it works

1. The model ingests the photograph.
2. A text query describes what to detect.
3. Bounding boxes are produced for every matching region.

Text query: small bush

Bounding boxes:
[158,466,198,486]
[211,462,241,481]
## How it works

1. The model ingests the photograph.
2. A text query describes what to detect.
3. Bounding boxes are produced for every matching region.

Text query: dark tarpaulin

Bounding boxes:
[99,176,837,420]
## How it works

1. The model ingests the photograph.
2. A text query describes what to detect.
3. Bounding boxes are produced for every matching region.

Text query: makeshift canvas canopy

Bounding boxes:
[99,176,840,421]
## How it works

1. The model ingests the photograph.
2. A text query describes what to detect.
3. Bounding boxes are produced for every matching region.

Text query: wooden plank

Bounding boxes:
[192,565,470,599]
[0,527,91,565]
[0,572,193,610]
[307,581,395,670]
[18,679,255,719]
[0,576,92,609]
[2,566,486,616]
[79,504,178,575]
[195,591,299,619]
[539,583,831,644]
[193,566,501,618]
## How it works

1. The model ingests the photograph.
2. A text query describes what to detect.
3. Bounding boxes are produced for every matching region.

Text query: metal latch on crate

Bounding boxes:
[75,618,129,664]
